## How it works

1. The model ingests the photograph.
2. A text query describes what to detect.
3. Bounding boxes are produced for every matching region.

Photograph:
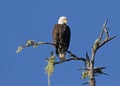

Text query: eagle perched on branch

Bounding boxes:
[52,16,71,62]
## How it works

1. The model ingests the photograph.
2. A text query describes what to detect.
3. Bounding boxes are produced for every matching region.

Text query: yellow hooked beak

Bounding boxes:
[63,19,68,24]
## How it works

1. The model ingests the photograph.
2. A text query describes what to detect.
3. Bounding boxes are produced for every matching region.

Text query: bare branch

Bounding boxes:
[16,41,56,53]
[98,36,117,50]
[99,19,108,40]
[54,57,86,65]
[37,42,56,46]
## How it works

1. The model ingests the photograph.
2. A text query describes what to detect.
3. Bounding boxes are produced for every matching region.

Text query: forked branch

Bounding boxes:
[87,19,116,86]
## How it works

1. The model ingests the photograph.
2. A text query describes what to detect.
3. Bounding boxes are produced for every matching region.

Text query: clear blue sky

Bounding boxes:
[0,0,120,86]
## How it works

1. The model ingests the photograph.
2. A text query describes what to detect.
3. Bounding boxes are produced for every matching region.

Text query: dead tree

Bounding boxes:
[16,19,116,86]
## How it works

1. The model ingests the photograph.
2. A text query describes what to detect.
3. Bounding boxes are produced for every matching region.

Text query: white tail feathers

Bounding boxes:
[58,52,66,62]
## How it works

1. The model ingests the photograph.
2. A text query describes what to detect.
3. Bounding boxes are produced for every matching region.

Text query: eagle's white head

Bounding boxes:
[58,16,68,24]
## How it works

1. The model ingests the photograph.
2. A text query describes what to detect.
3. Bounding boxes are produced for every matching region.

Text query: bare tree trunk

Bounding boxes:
[89,49,96,86]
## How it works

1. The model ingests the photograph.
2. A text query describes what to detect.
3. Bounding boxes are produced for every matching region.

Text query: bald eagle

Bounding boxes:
[52,16,71,62]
